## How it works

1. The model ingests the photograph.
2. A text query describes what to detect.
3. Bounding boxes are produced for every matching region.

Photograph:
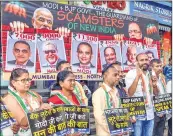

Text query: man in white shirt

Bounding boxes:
[125,53,157,136]
[150,59,167,136]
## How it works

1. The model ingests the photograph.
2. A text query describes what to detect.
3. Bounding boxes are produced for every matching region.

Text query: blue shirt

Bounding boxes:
[163,65,172,82]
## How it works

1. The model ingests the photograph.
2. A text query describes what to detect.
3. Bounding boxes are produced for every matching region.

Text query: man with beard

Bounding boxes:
[125,53,157,136]
[102,47,121,69]
[9,7,70,36]
[42,41,63,67]
[150,59,167,136]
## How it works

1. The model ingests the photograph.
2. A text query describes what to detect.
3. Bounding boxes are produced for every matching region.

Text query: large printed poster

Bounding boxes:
[37,33,66,73]
[5,32,36,72]
[99,40,122,70]
[1,1,161,80]
[71,33,98,74]
[2,1,160,38]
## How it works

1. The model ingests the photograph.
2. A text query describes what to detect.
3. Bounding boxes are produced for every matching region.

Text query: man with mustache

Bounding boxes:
[150,59,167,136]
[102,47,121,69]
[8,40,34,66]
[9,7,70,36]
[42,41,63,67]
[125,53,157,136]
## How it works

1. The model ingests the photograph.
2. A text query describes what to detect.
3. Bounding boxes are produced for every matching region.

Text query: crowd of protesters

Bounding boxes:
[1,54,172,136]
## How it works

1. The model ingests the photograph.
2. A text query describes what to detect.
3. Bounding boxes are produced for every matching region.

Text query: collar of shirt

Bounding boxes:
[80,63,91,67]
[102,82,117,93]
[15,60,28,65]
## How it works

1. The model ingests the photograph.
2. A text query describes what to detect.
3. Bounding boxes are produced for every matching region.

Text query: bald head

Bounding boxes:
[126,46,137,63]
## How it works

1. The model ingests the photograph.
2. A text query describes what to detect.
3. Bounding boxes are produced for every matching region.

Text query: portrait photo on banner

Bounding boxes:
[99,40,122,70]
[143,44,159,62]
[122,41,143,71]
[5,32,36,72]
[71,33,98,74]
[37,33,66,73]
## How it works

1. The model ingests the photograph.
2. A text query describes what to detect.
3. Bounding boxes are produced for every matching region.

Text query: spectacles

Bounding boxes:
[14,48,29,54]
[128,30,141,34]
[44,50,56,54]
[15,78,32,83]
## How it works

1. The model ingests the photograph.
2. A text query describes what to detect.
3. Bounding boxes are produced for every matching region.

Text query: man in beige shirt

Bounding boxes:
[92,63,121,136]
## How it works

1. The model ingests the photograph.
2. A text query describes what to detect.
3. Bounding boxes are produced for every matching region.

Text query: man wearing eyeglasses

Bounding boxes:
[114,22,153,45]
[42,41,63,67]
[8,40,34,66]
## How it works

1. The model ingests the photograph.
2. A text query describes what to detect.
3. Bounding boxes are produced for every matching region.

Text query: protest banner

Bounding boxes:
[37,33,66,73]
[3,72,103,81]
[71,33,98,74]
[27,106,67,136]
[64,105,90,134]
[0,104,13,129]
[121,97,146,119]
[5,32,37,72]
[99,40,122,70]
[104,108,132,135]
[2,1,160,38]
[153,93,172,116]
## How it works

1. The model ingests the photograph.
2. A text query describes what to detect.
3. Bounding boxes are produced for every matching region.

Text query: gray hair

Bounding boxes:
[33,8,53,21]
[42,41,57,51]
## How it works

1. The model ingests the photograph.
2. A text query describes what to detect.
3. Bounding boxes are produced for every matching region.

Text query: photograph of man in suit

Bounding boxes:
[8,40,34,66]
[42,41,63,67]
[73,42,95,68]
[114,22,153,45]
[146,50,155,62]
[123,46,137,66]
[102,47,121,69]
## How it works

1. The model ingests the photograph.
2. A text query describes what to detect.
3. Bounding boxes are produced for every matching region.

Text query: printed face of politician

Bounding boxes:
[77,44,93,65]
[147,53,154,62]
[13,43,31,65]
[104,48,116,64]
[43,44,58,65]
[127,47,136,64]
[32,10,53,30]
[128,23,142,39]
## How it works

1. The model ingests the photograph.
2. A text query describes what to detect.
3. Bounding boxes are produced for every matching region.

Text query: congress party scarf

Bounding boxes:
[8,87,38,114]
[56,91,83,106]
[141,72,153,105]
[102,84,121,109]
[74,84,86,105]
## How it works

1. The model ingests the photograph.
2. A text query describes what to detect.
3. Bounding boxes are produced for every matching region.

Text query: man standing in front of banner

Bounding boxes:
[150,59,167,136]
[92,64,121,136]
[125,53,157,136]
